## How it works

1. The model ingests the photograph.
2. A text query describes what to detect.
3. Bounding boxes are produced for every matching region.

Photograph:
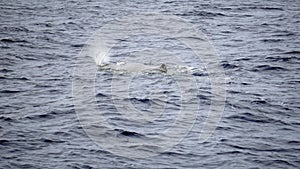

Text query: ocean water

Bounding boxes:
[1,0,300,168]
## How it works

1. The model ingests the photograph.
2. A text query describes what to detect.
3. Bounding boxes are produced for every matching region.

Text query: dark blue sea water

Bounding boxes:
[1,0,300,168]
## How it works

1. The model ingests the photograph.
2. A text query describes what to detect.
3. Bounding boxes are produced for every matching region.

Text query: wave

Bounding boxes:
[250,65,288,72]
[0,38,29,43]
[114,128,144,137]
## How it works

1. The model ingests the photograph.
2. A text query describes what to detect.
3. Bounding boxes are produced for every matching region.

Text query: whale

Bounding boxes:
[99,62,167,73]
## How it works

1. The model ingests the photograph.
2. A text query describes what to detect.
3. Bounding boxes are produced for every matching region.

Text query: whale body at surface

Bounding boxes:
[99,62,167,73]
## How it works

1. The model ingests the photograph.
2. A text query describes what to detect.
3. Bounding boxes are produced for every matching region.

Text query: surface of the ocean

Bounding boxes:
[0,0,299,168]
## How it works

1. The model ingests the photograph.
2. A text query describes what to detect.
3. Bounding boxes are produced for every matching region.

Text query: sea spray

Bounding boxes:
[94,52,110,66]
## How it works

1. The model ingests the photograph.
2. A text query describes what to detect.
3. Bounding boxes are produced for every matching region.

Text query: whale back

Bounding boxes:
[100,62,168,73]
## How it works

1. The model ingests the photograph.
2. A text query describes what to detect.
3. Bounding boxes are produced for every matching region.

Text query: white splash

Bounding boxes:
[94,53,110,66]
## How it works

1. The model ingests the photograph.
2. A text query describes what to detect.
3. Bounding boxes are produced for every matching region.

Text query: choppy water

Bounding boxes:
[1,0,300,168]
